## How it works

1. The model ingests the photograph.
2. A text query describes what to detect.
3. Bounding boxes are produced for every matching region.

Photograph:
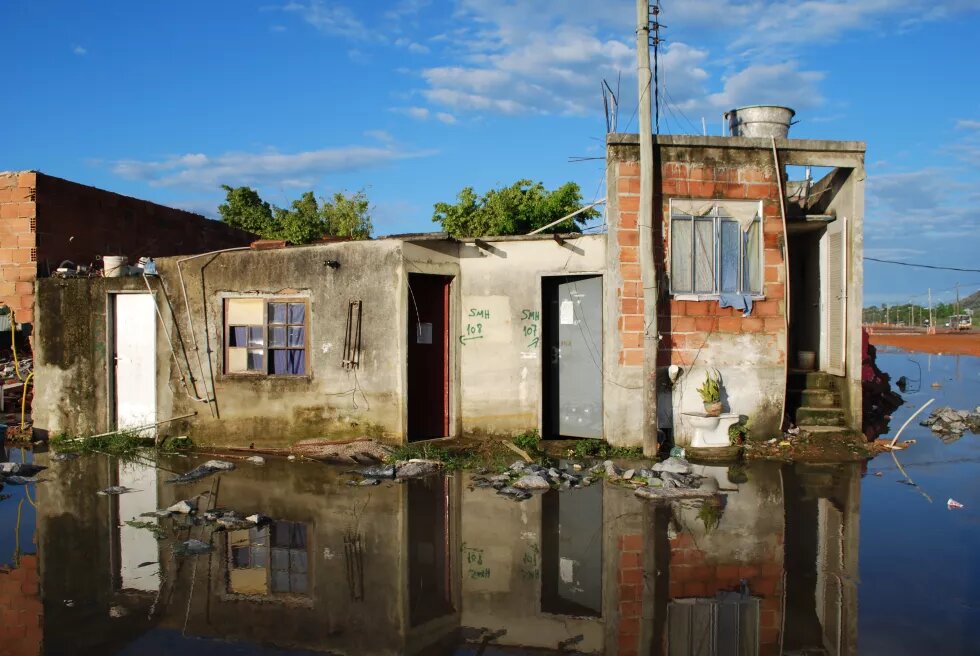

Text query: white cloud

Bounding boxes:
[956,119,980,130]
[706,62,825,112]
[394,38,430,54]
[283,1,368,39]
[107,144,435,190]
[435,112,457,124]
[391,106,431,120]
[72,45,87,56]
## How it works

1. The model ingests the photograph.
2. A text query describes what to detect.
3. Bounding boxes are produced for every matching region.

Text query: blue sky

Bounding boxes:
[2,0,979,306]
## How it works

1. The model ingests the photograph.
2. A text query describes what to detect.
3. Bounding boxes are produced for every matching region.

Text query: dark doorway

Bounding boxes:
[407,273,452,441]
[541,484,603,617]
[408,476,454,626]
[542,275,603,439]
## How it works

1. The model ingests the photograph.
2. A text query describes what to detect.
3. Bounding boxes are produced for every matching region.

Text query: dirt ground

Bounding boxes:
[869,331,980,357]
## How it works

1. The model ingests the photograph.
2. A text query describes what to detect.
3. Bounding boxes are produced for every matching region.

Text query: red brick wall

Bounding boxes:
[616,533,644,656]
[0,172,39,324]
[0,171,256,324]
[0,554,43,656]
[668,532,784,655]
[611,157,787,369]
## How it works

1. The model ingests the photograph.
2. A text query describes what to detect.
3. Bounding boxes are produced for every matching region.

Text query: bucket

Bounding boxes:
[798,350,816,371]
[726,105,795,138]
[103,255,128,277]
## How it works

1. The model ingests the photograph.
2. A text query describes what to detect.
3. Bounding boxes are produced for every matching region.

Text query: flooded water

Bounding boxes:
[0,350,976,655]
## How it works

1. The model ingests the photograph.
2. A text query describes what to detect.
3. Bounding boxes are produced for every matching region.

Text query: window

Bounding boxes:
[228,520,309,596]
[225,298,308,376]
[669,200,763,296]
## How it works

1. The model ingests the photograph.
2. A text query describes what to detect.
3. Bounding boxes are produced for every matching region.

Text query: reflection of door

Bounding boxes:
[543,276,603,438]
[408,476,453,626]
[541,485,602,617]
[113,294,157,433]
[407,274,452,440]
[823,218,846,376]
[116,460,160,592]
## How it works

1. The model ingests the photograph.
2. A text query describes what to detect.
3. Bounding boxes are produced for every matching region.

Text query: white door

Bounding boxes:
[114,294,157,434]
[117,460,160,591]
[822,217,847,376]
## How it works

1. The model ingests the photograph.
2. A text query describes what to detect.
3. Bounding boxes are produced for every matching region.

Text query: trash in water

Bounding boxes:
[98,486,136,496]
[167,459,236,484]
[4,475,41,485]
[246,455,265,465]
[167,498,197,514]
[246,513,272,527]
[779,440,791,447]
[931,382,942,389]
[174,539,213,556]
[360,464,396,479]
[0,462,46,476]
[873,471,883,477]
[669,446,686,458]
[50,452,79,461]
[920,406,980,438]
[947,498,965,510]
[140,509,172,518]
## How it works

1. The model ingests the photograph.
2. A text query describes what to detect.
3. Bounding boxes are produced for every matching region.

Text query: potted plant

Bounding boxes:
[696,372,723,416]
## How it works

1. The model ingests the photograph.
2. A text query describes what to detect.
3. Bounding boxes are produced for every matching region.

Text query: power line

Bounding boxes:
[864,256,980,274]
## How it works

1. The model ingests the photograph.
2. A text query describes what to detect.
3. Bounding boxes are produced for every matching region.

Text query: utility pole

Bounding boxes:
[650,2,664,135]
[636,0,658,456]
[929,288,933,325]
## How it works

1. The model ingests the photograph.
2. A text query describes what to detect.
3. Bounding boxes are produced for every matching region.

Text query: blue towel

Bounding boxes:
[719,293,753,317]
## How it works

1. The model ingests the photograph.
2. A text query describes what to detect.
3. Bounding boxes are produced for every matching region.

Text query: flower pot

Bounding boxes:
[703,401,723,417]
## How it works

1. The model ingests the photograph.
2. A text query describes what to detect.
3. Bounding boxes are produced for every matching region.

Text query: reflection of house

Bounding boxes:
[34,454,861,655]
[33,129,865,448]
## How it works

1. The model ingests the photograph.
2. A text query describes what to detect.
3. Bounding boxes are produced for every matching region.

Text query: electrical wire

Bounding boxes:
[864,257,980,273]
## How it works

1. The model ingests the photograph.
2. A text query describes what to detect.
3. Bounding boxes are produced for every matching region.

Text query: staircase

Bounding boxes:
[787,370,847,432]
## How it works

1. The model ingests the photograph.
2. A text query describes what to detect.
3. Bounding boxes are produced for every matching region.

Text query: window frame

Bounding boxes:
[667,199,765,299]
[226,520,312,599]
[223,296,311,378]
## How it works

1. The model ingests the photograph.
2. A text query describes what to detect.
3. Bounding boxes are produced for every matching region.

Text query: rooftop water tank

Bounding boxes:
[725,105,795,138]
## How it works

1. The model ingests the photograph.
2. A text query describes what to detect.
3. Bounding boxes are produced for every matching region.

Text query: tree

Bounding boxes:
[432,179,599,238]
[218,186,372,243]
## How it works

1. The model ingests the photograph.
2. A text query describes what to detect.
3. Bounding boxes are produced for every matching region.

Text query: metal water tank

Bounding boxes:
[726,105,796,138]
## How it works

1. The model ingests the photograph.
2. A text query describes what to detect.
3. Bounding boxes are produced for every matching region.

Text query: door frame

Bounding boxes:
[406,273,453,441]
[819,215,847,376]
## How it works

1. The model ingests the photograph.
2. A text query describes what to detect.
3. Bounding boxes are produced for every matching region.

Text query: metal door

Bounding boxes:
[114,294,157,434]
[550,276,603,438]
[823,217,847,376]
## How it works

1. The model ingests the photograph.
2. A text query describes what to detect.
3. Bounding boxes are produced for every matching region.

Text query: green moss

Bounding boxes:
[570,439,642,460]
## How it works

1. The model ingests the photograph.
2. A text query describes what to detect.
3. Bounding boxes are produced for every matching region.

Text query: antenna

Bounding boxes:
[649,1,666,135]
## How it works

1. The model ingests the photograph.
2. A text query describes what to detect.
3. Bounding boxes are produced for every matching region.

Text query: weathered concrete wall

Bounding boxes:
[455,235,606,437]
[155,241,407,444]
[608,136,790,444]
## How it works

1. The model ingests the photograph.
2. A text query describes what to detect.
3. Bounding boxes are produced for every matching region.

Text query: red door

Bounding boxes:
[407,274,451,440]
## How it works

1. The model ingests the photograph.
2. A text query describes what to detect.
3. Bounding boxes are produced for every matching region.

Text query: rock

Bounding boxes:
[287,455,297,461]
[651,457,693,475]
[98,486,135,496]
[246,513,272,527]
[361,464,396,479]
[581,476,594,486]
[638,469,654,479]
[590,463,604,475]
[202,460,235,471]
[513,474,551,491]
[560,480,571,491]
[50,452,79,461]
[359,478,381,486]
[603,460,622,479]
[395,459,441,479]
[646,477,663,488]
[497,486,531,501]
[168,460,235,484]
[547,467,561,479]
[167,498,197,514]
[491,481,507,490]
[572,463,583,472]
[246,456,265,465]
[174,539,212,556]
[623,469,636,480]
[490,474,512,483]
[921,406,980,437]
[509,460,527,472]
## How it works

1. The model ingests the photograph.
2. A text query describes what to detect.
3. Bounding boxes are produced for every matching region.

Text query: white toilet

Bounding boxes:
[682,412,741,448]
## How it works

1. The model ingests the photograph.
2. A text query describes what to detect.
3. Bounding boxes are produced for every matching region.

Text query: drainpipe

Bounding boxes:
[771,137,791,431]
[636,0,658,456]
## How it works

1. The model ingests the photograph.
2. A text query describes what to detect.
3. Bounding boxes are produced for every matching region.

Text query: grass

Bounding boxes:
[570,439,643,460]
[513,429,541,454]
[50,431,192,457]
[386,440,516,472]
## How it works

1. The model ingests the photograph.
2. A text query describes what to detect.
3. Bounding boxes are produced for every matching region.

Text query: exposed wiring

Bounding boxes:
[20,371,32,430]
[865,257,980,274]
[9,310,23,381]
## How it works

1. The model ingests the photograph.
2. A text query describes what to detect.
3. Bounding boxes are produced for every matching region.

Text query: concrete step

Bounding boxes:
[796,406,845,426]
[787,370,840,392]
[787,388,839,408]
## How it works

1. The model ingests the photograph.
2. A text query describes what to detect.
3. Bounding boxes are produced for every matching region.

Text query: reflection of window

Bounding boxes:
[224,298,308,375]
[228,521,309,595]
[669,201,763,296]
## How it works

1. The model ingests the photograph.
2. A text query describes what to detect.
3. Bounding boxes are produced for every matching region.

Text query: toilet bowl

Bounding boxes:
[682,412,741,448]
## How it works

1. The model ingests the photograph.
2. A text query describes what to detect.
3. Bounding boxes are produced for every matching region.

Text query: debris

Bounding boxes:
[0,462,46,476]
[873,471,883,477]
[245,513,272,527]
[669,446,686,458]
[603,460,622,479]
[167,459,235,484]
[50,452,79,461]
[290,437,392,464]
[509,460,528,473]
[140,509,172,518]
[778,440,791,447]
[245,455,265,465]
[572,463,583,472]
[287,455,297,461]
[651,457,693,475]
[930,382,942,389]
[4,475,41,485]
[947,498,965,510]
[497,486,532,501]
[361,464,396,479]
[513,474,550,490]
[502,440,533,462]
[623,469,636,480]
[635,486,717,501]
[174,539,213,556]
[359,478,381,486]
[98,486,135,496]
[394,459,441,479]
[920,405,980,438]
[167,498,197,514]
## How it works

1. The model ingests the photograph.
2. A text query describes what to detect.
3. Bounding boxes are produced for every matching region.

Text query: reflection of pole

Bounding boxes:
[929,288,933,327]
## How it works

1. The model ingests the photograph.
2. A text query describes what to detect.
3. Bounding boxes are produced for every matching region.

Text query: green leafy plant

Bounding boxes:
[571,439,642,460]
[697,500,724,533]
[696,372,721,404]
[728,420,749,445]
[513,429,541,454]
[125,520,167,540]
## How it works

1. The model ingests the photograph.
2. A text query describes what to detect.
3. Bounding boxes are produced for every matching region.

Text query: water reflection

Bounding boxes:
[15,451,868,656]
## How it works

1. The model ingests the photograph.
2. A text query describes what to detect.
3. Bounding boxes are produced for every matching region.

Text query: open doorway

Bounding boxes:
[788,229,822,370]
[542,275,603,439]
[407,273,452,441]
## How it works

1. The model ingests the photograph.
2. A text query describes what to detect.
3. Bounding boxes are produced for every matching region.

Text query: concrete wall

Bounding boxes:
[0,171,254,325]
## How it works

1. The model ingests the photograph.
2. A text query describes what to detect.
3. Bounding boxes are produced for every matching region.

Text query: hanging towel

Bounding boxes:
[719,293,753,317]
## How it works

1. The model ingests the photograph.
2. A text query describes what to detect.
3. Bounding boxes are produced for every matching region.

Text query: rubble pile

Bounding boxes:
[920,406,980,438]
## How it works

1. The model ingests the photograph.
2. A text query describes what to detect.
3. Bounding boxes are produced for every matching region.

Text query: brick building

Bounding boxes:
[606,134,866,445]
[0,171,255,325]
